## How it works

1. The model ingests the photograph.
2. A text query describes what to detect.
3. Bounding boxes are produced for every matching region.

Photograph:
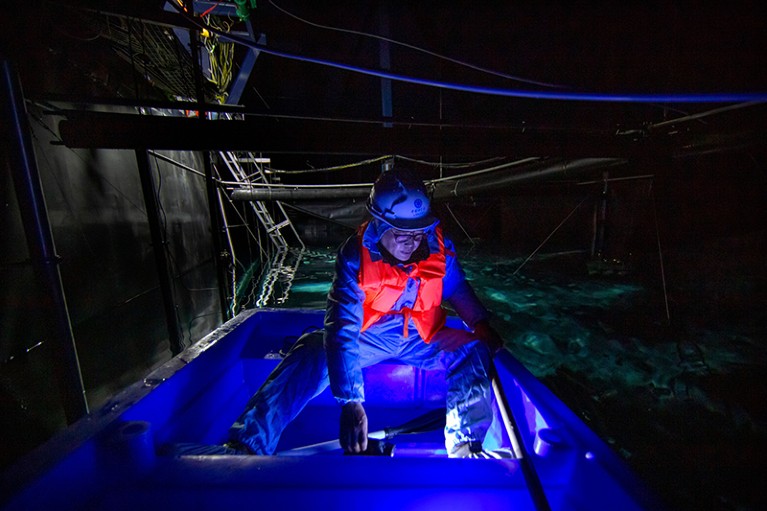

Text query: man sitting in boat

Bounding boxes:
[228,170,505,458]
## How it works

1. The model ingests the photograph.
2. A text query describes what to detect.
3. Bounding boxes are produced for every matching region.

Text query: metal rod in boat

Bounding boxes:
[491,366,552,511]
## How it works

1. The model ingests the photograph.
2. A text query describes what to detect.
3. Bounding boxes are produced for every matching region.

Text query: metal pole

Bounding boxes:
[593,171,609,259]
[491,368,552,511]
[135,149,185,355]
[1,60,89,422]
[187,6,231,321]
[203,151,231,321]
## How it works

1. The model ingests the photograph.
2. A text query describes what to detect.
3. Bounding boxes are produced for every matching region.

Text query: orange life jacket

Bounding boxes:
[358,223,448,343]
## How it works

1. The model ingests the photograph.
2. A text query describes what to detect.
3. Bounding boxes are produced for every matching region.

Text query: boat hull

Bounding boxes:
[1,308,663,510]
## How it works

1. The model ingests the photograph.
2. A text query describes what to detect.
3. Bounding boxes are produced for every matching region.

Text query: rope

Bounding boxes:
[650,182,671,324]
[445,203,475,246]
[513,197,589,276]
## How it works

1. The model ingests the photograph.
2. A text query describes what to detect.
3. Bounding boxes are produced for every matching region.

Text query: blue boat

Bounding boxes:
[1,309,664,511]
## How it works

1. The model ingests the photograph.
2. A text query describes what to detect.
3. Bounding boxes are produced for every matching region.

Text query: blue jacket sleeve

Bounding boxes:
[323,236,366,404]
[441,236,491,329]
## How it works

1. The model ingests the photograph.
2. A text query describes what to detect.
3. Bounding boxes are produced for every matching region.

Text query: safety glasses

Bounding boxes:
[391,230,425,244]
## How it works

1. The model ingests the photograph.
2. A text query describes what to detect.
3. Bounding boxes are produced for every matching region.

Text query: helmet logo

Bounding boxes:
[413,199,423,209]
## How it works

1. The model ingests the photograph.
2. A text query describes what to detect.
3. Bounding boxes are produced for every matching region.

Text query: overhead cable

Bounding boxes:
[223,158,535,188]
[266,155,512,175]
[168,2,767,104]
[267,0,565,89]
[396,155,509,169]
[266,155,393,174]
[650,101,764,129]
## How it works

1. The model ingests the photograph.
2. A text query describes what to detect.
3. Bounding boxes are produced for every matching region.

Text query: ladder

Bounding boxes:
[219,151,304,250]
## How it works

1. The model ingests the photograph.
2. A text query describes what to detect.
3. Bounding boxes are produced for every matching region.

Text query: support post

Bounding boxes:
[591,171,610,259]
[187,7,231,321]
[135,149,185,355]
[203,150,231,320]
[1,60,89,422]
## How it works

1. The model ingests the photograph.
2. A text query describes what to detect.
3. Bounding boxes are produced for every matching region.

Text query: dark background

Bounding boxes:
[1,2,765,509]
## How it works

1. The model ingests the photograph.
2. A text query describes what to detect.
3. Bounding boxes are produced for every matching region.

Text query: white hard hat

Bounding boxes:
[367,171,437,230]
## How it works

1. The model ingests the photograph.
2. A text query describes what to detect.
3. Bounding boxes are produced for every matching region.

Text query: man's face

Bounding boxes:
[380,228,425,262]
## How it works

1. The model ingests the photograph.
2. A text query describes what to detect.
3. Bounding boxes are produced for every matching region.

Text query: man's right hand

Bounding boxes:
[339,401,368,453]
[473,320,504,354]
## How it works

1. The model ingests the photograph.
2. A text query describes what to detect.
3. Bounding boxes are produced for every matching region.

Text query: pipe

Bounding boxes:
[1,60,89,422]
[230,158,626,202]
[431,158,626,198]
[232,186,370,201]
[135,149,185,355]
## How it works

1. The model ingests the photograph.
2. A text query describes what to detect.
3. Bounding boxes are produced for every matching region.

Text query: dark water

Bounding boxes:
[242,246,766,511]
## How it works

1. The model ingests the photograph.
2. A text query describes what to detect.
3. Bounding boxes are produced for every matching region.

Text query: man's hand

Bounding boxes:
[339,401,368,453]
[434,327,476,352]
[473,320,504,354]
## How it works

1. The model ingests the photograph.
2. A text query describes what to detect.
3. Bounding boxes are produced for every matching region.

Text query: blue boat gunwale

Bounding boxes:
[494,348,663,509]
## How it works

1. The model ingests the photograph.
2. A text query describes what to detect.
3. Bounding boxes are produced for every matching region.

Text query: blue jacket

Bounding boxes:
[323,220,490,404]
